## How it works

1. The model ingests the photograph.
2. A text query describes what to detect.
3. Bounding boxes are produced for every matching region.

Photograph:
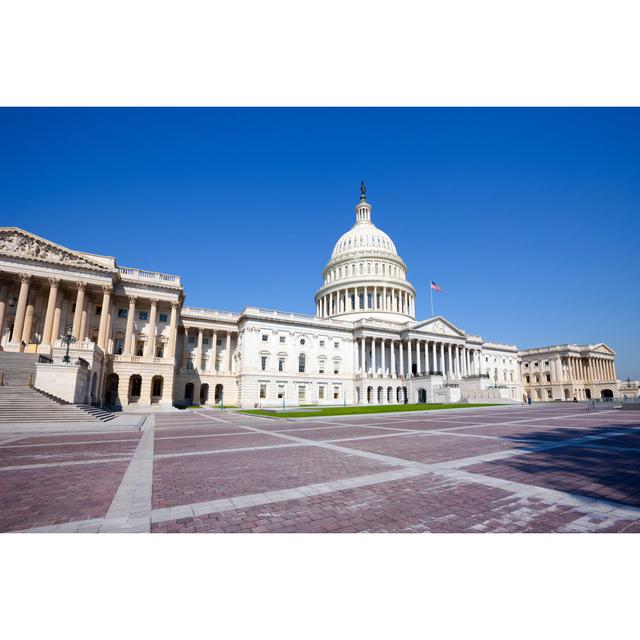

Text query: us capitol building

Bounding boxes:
[0,187,620,410]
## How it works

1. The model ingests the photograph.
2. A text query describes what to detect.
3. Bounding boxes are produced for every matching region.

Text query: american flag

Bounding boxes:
[430,280,442,292]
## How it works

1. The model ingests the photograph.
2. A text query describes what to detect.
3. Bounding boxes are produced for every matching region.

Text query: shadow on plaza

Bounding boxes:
[484,422,640,508]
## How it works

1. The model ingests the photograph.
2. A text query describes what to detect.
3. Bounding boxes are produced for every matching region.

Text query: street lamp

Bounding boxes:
[61,329,77,363]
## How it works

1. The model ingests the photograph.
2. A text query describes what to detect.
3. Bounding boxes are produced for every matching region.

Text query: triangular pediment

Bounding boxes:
[414,316,466,338]
[0,227,113,273]
[590,343,616,356]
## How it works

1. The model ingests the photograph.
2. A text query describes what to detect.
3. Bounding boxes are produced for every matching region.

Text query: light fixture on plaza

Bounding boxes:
[61,328,77,364]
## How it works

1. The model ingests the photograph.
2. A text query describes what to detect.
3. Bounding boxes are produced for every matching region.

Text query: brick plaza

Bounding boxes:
[1,404,639,533]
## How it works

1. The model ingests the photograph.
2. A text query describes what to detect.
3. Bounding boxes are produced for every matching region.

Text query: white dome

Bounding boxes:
[331,222,397,259]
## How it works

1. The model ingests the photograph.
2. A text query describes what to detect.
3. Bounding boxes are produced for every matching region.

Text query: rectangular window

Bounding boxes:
[319,340,325,347]
[115,338,124,355]
[188,336,196,344]
[298,386,306,401]
[217,338,222,346]
[279,336,286,344]
[277,384,285,399]
[544,361,549,366]
[262,334,268,342]
[159,313,168,323]
[547,389,552,399]
[333,386,340,400]
[117,308,128,318]
[318,385,325,399]
[278,357,285,372]
[259,383,267,399]
[333,362,340,375]
[261,356,267,371]
[319,361,325,374]
[139,311,148,321]
[203,337,209,345]
[334,341,339,348]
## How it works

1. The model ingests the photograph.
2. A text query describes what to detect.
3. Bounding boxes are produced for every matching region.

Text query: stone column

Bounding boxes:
[20,287,36,346]
[41,278,60,348]
[406,338,412,376]
[97,285,113,351]
[50,291,63,348]
[381,338,386,376]
[399,340,404,377]
[0,280,8,347]
[430,342,436,374]
[389,340,396,378]
[142,300,157,357]
[208,330,217,372]
[168,301,179,360]
[70,282,87,340]
[123,296,136,356]
[105,306,114,354]
[182,330,190,367]
[194,327,203,370]
[438,342,443,374]
[611,359,617,381]
[225,331,232,373]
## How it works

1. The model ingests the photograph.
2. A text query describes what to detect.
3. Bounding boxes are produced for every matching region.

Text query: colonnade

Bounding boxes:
[182,327,236,374]
[317,286,415,318]
[356,336,482,379]
[0,272,179,360]
[552,355,616,383]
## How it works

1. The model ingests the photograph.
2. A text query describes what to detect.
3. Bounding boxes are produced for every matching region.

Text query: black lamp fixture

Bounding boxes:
[61,328,77,364]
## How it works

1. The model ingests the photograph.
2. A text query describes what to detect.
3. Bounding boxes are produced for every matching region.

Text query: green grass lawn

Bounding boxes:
[238,403,500,419]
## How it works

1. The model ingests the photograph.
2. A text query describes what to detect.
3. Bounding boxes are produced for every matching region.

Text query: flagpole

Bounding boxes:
[430,281,434,318]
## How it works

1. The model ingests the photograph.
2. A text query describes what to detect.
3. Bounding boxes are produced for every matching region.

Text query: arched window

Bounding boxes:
[359,263,363,274]
[298,353,306,373]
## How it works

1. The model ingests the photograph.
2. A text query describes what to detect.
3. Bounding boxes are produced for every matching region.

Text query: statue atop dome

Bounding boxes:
[360,181,366,200]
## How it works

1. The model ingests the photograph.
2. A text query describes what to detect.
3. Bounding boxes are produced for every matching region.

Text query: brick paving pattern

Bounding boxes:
[1,404,639,532]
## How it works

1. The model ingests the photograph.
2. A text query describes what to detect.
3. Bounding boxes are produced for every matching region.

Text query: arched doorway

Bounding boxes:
[601,389,614,399]
[200,383,209,405]
[387,386,393,403]
[104,373,119,407]
[128,374,142,404]
[396,386,403,403]
[564,389,570,401]
[417,388,427,403]
[356,387,361,404]
[214,384,224,405]
[402,387,408,403]
[151,376,163,404]
[184,382,194,404]
[585,388,591,400]
[412,363,417,375]
[377,386,383,403]
[367,386,373,403]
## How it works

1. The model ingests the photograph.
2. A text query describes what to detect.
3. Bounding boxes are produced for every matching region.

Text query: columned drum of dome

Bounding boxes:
[315,187,416,323]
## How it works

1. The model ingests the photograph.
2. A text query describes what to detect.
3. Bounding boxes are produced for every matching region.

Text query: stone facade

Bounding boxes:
[519,344,617,402]
[0,190,619,409]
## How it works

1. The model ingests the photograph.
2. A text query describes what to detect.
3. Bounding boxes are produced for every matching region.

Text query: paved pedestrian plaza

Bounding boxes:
[1,404,639,533]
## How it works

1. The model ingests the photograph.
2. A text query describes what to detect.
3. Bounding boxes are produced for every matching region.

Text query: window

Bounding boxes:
[117,308,128,318]
[318,358,326,374]
[259,384,267,399]
[298,385,306,401]
[547,389,553,399]
[545,373,551,382]
[544,361,549,366]
[334,341,339,348]
[298,353,306,373]
[152,377,163,396]
[279,336,286,344]
[319,340,325,347]
[524,363,529,368]
[525,374,530,383]
[139,311,148,321]
[278,356,285,372]
[114,338,124,355]
[156,344,164,358]
[95,305,101,316]
[188,336,196,344]
[300,338,306,346]
[71,303,76,313]
[333,386,340,400]
[262,334,268,342]
[318,385,325,399]
[203,337,209,345]
[217,338,222,346]
[159,313,168,323]
[261,356,268,371]
[333,361,340,375]
[277,384,285,399]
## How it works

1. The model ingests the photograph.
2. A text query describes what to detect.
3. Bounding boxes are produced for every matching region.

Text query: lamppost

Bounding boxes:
[61,328,76,363]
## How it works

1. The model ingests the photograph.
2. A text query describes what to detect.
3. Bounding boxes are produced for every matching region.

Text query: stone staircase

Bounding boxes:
[0,352,114,424]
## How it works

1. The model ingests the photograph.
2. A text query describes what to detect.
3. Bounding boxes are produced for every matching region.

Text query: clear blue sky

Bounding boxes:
[1,108,638,377]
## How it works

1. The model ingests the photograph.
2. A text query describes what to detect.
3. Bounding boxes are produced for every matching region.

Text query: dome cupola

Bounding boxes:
[315,184,416,323]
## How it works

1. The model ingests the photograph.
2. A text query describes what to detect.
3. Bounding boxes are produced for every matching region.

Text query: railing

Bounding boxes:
[75,358,90,369]
[118,266,182,285]
[38,354,53,364]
